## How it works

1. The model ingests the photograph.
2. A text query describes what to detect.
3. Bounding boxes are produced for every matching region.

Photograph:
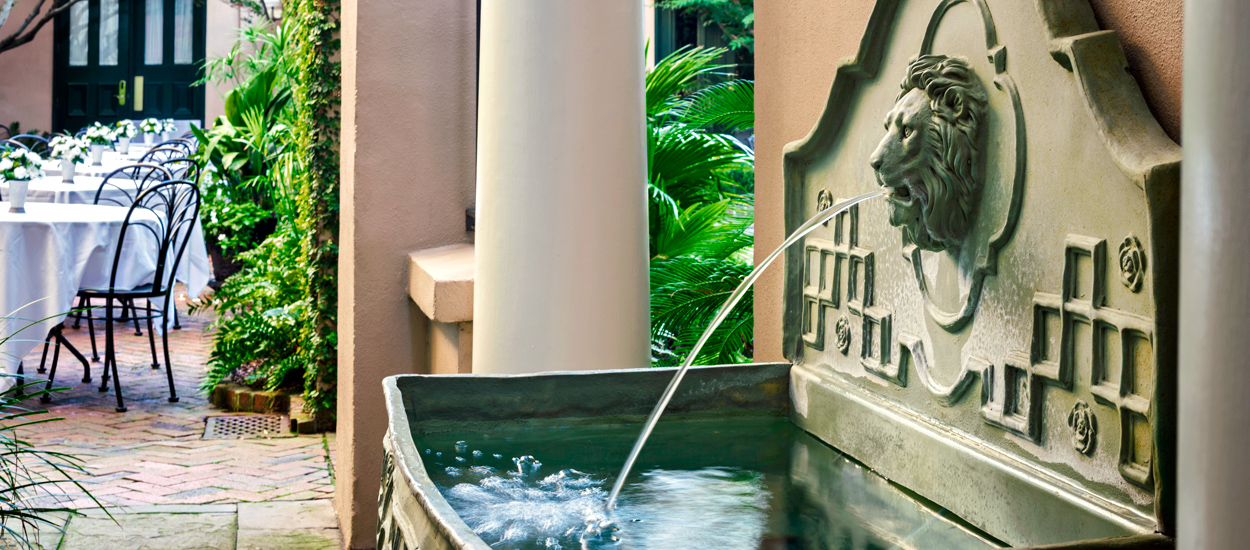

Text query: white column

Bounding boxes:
[474,1,650,374]
[1179,1,1250,548]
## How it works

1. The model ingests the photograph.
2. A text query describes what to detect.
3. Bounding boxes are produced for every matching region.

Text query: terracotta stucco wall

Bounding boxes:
[0,1,55,132]
[753,0,1184,363]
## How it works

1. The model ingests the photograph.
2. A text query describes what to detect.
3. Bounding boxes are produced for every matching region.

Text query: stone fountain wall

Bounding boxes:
[779,1,1179,546]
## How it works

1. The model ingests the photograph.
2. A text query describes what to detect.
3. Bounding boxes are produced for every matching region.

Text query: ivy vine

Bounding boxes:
[288,0,340,422]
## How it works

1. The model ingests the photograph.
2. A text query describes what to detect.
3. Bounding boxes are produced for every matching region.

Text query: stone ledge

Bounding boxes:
[408,243,474,323]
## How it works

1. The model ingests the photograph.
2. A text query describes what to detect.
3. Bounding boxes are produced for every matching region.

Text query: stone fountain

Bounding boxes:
[378,0,1179,547]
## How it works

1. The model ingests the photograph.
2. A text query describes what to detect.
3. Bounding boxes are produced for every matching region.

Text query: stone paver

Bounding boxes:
[4,292,343,549]
[60,510,237,550]
[17,291,337,509]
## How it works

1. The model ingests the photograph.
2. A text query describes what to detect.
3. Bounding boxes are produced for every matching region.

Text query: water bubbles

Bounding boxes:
[425,448,431,455]
[472,450,483,458]
[445,466,461,477]
[436,452,442,457]
[513,455,542,478]
[493,454,503,460]
[455,456,466,463]
[455,440,469,454]
[470,465,496,475]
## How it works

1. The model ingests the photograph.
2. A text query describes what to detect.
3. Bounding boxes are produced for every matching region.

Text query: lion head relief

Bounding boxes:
[870,55,988,253]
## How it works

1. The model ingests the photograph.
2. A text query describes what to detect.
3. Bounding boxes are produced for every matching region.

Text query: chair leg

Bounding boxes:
[146,302,159,369]
[36,328,53,374]
[128,300,143,336]
[172,306,181,330]
[162,317,178,404]
[105,299,126,412]
[40,339,61,404]
[15,362,23,398]
[98,299,111,392]
[85,301,99,362]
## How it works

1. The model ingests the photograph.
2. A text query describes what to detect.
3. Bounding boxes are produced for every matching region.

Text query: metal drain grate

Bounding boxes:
[203,415,291,439]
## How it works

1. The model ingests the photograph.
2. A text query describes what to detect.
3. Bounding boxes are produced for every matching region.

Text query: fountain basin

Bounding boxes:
[378,363,1003,549]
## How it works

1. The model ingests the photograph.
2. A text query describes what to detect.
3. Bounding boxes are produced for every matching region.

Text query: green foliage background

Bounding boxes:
[194,0,339,422]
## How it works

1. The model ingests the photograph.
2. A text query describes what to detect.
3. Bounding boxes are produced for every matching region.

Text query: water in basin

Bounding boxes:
[414,415,1001,549]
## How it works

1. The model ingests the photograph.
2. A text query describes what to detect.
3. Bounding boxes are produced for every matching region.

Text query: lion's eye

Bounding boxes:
[902,127,913,139]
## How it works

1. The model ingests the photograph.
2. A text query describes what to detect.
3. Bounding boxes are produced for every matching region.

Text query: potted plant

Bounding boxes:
[114,120,138,154]
[161,118,177,142]
[48,136,88,182]
[140,118,162,144]
[82,123,115,165]
[0,147,44,213]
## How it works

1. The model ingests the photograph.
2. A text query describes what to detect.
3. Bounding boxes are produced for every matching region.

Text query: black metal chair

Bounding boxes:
[69,164,173,358]
[0,124,10,139]
[42,181,201,411]
[160,157,201,185]
[9,134,49,153]
[138,146,185,165]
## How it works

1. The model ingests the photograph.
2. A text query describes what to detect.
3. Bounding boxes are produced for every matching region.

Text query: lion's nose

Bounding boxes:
[870,154,883,172]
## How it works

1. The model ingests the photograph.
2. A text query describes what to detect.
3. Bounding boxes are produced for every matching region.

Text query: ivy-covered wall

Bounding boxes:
[289,0,340,421]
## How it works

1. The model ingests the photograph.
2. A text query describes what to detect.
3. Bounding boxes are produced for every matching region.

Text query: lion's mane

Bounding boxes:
[899,55,988,252]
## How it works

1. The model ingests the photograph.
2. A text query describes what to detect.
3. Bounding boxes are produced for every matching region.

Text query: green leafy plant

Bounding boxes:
[646,47,755,366]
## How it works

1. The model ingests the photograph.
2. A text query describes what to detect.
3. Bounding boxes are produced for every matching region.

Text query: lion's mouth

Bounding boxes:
[884,183,913,205]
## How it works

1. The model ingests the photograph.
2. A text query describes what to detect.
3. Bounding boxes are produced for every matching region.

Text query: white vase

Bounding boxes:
[8,179,29,213]
[161,131,171,143]
[118,137,131,155]
[61,159,77,182]
[90,144,104,165]
[144,133,154,145]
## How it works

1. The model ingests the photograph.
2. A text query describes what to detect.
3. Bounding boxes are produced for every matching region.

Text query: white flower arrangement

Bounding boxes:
[82,122,117,146]
[161,119,177,134]
[140,118,163,134]
[48,136,89,164]
[0,148,45,182]
[114,120,138,139]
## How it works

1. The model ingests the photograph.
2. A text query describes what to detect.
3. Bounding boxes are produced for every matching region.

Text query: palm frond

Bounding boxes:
[646,47,733,117]
[678,80,755,132]
[650,256,754,366]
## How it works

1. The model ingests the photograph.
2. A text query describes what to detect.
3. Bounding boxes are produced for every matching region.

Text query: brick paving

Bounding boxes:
[16,289,336,510]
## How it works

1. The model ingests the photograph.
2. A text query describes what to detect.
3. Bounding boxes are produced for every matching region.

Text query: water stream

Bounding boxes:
[605,189,886,510]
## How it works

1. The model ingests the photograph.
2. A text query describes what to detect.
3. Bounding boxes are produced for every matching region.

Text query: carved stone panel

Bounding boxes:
[782,0,1178,544]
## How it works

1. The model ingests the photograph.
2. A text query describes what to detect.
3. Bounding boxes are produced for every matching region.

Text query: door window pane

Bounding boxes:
[174,0,193,65]
[68,0,89,67]
[99,0,119,66]
[144,0,164,65]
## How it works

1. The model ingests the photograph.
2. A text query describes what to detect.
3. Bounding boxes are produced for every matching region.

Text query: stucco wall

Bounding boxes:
[336,0,478,546]
[753,0,1184,363]
[0,1,55,132]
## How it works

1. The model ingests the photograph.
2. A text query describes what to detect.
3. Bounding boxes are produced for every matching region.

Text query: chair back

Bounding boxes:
[94,164,172,207]
[138,146,185,164]
[8,134,48,153]
[0,139,29,151]
[152,139,195,157]
[107,180,200,298]
[160,158,200,185]
[0,125,9,139]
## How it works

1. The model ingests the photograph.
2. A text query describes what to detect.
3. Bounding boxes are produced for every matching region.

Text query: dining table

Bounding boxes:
[0,202,177,389]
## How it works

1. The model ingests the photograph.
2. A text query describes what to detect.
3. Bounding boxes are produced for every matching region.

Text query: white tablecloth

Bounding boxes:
[0,203,169,383]
[0,177,210,299]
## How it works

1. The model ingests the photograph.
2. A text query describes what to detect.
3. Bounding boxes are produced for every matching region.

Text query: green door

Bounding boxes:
[53,0,206,133]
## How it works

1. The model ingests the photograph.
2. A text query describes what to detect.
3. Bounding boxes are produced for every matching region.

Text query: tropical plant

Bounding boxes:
[196,224,307,394]
[646,46,755,366]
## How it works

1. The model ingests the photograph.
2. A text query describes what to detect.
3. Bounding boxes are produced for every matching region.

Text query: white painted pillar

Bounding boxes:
[474,0,650,374]
[1179,1,1250,547]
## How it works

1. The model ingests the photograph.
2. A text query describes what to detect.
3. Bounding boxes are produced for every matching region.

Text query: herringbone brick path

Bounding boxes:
[18,290,336,509]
